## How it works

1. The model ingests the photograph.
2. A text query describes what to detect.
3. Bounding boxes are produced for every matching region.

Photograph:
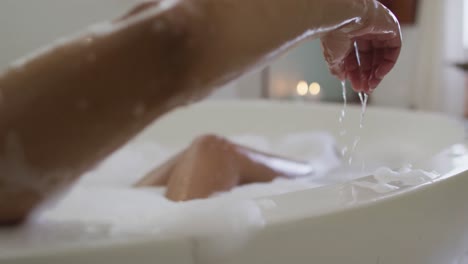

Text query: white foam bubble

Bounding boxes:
[0,133,339,257]
[88,22,115,37]
[9,32,84,69]
[374,166,438,186]
[10,45,54,69]
[352,166,440,194]
[0,132,442,260]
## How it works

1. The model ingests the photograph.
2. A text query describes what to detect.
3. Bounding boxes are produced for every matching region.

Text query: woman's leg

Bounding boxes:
[136,134,313,201]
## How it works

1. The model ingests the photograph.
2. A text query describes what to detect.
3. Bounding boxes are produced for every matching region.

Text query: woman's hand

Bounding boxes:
[321,1,401,93]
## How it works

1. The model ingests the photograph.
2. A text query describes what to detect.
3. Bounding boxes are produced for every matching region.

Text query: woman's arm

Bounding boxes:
[0,0,400,224]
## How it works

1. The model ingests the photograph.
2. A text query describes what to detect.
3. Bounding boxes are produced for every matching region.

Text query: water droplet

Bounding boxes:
[54,37,69,46]
[339,81,347,125]
[339,81,348,161]
[76,100,89,111]
[86,53,97,63]
[208,24,216,34]
[342,42,368,166]
[83,37,94,45]
[354,41,361,66]
[153,20,166,32]
[341,147,348,156]
[352,136,361,151]
[358,92,368,129]
[341,81,347,108]
[133,103,146,117]
[89,21,115,36]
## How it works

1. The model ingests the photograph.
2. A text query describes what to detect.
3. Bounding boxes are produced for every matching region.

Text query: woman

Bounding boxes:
[0,0,401,225]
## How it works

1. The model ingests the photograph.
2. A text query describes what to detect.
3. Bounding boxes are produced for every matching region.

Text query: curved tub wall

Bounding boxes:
[139,101,464,168]
[0,101,466,264]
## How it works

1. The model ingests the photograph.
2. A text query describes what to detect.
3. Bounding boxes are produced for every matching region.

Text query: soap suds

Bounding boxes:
[10,45,55,69]
[0,132,72,195]
[88,22,115,36]
[353,166,440,194]
[0,133,338,258]
[0,132,442,260]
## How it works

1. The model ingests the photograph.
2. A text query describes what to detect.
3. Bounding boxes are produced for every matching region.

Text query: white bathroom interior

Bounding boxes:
[1,1,468,264]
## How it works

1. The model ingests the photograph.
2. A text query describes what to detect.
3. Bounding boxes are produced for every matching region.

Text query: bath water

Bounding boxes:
[343,41,369,166]
[339,80,347,125]
[358,92,369,129]
[338,82,369,166]
[348,92,369,166]
[354,41,361,66]
[339,81,348,157]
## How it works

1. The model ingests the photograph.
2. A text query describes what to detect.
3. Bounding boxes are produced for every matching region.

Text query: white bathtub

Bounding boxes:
[2,101,468,264]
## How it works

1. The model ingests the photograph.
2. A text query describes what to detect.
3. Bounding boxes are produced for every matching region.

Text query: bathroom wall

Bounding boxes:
[269,41,350,102]
[0,0,137,68]
[370,27,419,109]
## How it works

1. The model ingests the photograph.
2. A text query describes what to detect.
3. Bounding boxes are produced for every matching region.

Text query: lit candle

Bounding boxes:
[296,81,308,96]
[308,82,321,101]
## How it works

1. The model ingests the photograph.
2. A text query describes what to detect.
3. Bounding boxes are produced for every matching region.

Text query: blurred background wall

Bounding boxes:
[0,0,466,117]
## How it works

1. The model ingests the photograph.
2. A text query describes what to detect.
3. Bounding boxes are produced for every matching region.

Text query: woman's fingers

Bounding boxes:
[321,33,350,81]
[368,38,401,90]
[375,43,401,78]
[339,33,401,92]
[344,47,363,91]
